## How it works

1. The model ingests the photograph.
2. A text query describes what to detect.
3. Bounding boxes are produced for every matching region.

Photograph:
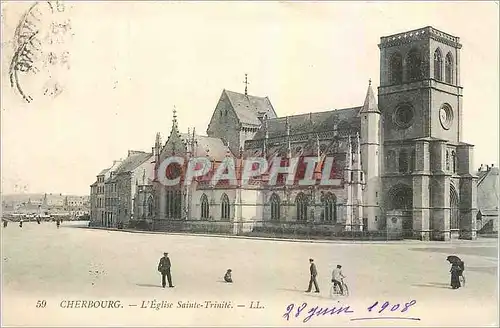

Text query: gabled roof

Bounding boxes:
[97,168,110,176]
[252,106,361,140]
[180,134,230,161]
[223,90,277,126]
[115,152,153,174]
[477,166,499,213]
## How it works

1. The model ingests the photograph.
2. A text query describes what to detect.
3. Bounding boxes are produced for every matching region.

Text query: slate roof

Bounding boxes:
[477,166,499,215]
[224,90,277,126]
[115,152,153,174]
[180,134,230,161]
[97,168,110,176]
[252,106,361,140]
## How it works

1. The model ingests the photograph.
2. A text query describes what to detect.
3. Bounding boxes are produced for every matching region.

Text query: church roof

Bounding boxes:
[477,166,499,214]
[223,90,277,126]
[180,134,230,161]
[252,106,361,140]
[115,152,153,174]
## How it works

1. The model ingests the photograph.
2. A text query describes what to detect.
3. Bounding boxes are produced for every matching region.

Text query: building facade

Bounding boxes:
[90,160,122,227]
[118,27,484,241]
[476,164,499,234]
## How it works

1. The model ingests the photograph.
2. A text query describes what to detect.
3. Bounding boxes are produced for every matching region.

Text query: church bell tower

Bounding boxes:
[378,27,476,241]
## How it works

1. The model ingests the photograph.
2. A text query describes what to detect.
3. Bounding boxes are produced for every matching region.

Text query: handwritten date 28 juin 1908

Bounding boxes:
[283,300,418,323]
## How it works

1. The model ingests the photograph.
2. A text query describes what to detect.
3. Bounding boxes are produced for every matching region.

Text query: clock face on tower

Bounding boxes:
[439,105,454,130]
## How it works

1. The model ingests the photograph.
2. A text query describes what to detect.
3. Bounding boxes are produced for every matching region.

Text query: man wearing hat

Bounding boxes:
[158,252,174,288]
[305,258,320,293]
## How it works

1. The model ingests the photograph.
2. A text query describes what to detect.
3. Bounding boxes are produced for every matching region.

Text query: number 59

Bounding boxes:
[36,300,47,308]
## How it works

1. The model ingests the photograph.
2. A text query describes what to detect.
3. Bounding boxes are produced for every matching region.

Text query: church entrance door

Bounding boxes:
[386,184,414,239]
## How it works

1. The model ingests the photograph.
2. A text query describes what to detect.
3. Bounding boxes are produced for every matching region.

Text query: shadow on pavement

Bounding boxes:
[412,282,450,289]
[136,283,161,288]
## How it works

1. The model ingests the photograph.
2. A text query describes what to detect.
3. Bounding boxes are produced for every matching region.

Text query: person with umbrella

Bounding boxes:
[447,255,464,289]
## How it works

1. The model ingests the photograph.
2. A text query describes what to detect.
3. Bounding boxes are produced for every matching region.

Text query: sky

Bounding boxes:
[1,1,498,195]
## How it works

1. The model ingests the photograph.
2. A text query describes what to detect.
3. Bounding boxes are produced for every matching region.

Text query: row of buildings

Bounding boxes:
[89,26,498,240]
[2,193,90,217]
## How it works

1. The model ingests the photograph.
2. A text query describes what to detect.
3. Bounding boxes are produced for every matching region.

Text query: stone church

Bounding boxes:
[134,26,477,241]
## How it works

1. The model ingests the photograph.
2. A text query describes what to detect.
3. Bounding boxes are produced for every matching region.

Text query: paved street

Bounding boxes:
[2,221,498,327]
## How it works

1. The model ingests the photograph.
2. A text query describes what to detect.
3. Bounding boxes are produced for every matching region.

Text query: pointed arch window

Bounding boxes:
[201,194,209,219]
[270,193,280,221]
[450,185,459,229]
[451,151,457,173]
[398,149,409,173]
[147,196,154,217]
[406,48,422,81]
[434,49,443,81]
[390,52,403,84]
[322,193,337,223]
[221,193,230,220]
[165,189,182,219]
[295,192,308,222]
[445,53,454,84]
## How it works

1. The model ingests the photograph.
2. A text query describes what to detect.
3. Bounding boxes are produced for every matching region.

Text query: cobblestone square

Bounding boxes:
[2,222,498,326]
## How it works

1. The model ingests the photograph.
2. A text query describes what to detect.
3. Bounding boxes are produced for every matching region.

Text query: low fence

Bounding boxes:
[125,219,404,241]
[246,224,404,241]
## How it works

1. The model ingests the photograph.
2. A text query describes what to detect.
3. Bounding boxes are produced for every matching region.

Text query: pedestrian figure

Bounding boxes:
[305,258,320,293]
[3,220,7,228]
[56,220,60,228]
[447,255,463,289]
[157,252,174,288]
[37,218,41,224]
[19,219,23,228]
[450,263,461,289]
[224,269,233,283]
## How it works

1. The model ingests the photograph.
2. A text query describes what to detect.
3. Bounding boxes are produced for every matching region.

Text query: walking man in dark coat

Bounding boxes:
[158,252,174,288]
[305,258,320,293]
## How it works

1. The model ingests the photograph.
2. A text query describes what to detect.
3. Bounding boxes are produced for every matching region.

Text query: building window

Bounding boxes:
[399,149,409,173]
[322,193,337,223]
[434,49,443,81]
[165,189,182,219]
[451,151,456,173]
[221,193,230,220]
[270,193,280,221]
[201,194,209,219]
[390,52,403,84]
[295,192,308,222]
[445,52,454,84]
[147,196,154,217]
[450,185,459,229]
[446,150,450,171]
[406,48,422,81]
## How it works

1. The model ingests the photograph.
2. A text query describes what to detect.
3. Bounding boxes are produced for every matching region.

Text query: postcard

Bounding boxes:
[1,1,498,327]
